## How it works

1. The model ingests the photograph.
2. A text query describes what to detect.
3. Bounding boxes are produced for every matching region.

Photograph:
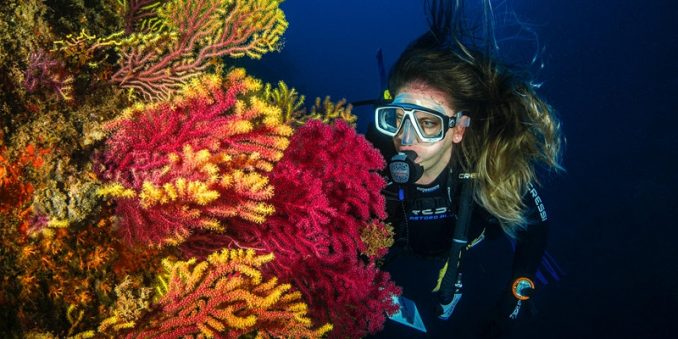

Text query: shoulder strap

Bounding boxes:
[435,170,475,304]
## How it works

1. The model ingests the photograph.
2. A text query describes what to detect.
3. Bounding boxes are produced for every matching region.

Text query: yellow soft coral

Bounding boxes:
[310,96,357,126]
[360,221,395,258]
[98,276,154,335]
[263,81,305,123]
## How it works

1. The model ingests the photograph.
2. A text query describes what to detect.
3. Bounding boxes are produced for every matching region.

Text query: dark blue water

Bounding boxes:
[243,1,678,337]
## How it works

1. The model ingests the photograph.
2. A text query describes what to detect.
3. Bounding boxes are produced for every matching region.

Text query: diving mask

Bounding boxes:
[375,93,468,143]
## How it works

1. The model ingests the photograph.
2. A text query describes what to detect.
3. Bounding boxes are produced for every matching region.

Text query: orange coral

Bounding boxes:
[360,221,395,259]
[14,210,121,334]
[1,143,49,239]
[0,149,33,214]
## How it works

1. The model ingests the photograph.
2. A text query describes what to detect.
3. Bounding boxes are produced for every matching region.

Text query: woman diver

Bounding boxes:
[366,0,563,337]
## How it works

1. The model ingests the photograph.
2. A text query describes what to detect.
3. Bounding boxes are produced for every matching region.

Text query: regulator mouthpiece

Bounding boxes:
[388,150,424,184]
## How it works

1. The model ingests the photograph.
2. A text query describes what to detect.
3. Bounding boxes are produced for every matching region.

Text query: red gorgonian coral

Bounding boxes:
[97,70,291,247]
[113,249,332,338]
[182,120,400,338]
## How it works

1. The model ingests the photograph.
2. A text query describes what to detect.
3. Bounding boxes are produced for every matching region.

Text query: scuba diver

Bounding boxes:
[364,0,564,338]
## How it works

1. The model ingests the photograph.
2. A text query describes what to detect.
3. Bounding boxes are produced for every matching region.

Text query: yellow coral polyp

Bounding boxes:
[200,218,222,231]
[167,153,180,163]
[280,290,303,303]
[187,146,211,164]
[222,312,257,330]
[178,146,222,181]
[185,260,209,292]
[276,124,294,137]
[139,178,220,208]
[139,181,167,207]
[270,135,290,150]
[47,219,70,228]
[202,163,220,179]
[234,171,271,194]
[96,183,136,199]
[264,81,306,123]
[240,202,274,224]
[256,161,274,172]
[250,96,284,126]
[98,315,136,332]
[226,68,249,87]
[241,75,262,93]
[220,174,234,189]
[257,283,290,308]
[187,181,220,205]
[162,183,178,200]
[232,264,263,285]
[254,201,276,213]
[286,300,307,312]
[314,324,335,337]
[225,119,254,135]
[232,100,246,118]
[180,73,221,102]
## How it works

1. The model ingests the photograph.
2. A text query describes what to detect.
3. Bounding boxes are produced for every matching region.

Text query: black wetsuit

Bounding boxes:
[373,165,549,338]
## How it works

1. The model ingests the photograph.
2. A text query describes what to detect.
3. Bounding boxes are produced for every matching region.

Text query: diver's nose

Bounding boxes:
[398,118,418,145]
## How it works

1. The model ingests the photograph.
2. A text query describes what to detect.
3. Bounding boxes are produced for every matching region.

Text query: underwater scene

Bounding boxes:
[1,0,675,338]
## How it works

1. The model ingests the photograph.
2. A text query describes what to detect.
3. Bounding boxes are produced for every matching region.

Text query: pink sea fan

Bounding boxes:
[97,71,291,246]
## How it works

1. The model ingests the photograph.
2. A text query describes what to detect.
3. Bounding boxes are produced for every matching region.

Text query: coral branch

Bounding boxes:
[308,96,357,126]
[130,249,332,338]
[120,0,165,34]
[263,81,305,124]
[112,0,288,101]
[23,49,74,101]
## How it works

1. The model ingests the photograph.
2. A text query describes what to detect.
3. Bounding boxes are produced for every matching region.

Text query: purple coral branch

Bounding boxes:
[23,49,72,100]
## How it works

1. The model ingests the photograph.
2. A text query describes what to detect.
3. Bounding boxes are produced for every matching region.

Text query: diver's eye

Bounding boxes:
[395,113,404,126]
[419,119,439,129]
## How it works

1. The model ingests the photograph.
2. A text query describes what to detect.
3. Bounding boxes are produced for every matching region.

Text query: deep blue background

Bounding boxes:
[241,1,677,337]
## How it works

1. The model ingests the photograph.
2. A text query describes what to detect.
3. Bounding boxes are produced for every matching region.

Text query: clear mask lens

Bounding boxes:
[376,107,446,142]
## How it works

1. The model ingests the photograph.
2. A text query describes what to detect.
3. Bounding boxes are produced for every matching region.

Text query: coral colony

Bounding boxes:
[1,1,399,338]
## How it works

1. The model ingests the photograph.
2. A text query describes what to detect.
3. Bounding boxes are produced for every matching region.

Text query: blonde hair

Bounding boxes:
[465,64,563,236]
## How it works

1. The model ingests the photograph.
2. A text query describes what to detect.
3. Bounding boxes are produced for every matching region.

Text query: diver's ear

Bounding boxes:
[451,115,470,143]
